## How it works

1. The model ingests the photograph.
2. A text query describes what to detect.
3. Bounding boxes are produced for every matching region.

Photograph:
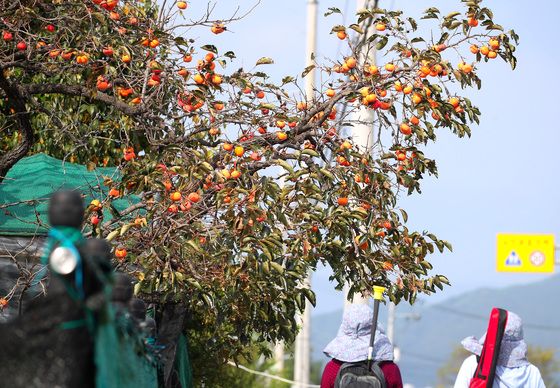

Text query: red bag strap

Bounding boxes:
[469,308,508,388]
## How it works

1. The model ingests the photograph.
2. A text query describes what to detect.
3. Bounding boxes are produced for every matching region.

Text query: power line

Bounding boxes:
[227,361,320,387]
[433,305,560,332]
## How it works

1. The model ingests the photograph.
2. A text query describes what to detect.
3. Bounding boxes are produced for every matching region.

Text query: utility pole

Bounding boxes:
[387,301,398,361]
[343,0,378,312]
[387,302,395,344]
[351,0,377,151]
[292,1,317,387]
[387,303,421,362]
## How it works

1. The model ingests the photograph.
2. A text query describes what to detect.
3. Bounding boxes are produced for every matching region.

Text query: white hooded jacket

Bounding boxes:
[453,355,545,388]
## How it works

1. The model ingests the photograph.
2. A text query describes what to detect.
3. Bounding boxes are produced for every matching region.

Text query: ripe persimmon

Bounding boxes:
[400,123,412,136]
[170,191,182,201]
[345,57,357,69]
[108,188,120,198]
[467,17,478,27]
[223,143,233,151]
[449,97,460,107]
[188,192,200,203]
[234,146,244,157]
[115,248,127,260]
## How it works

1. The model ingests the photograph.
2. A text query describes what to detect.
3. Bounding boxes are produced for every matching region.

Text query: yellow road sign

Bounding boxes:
[496,234,555,273]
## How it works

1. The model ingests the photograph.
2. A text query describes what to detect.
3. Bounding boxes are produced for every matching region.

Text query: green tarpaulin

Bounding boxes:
[0,153,135,236]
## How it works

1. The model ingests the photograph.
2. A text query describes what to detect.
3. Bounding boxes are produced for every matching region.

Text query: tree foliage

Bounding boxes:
[0,0,518,378]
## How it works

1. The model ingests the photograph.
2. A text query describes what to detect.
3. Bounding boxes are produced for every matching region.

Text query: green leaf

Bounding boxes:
[445,11,461,19]
[199,161,213,173]
[324,7,342,17]
[261,245,273,261]
[281,76,295,84]
[319,168,334,180]
[302,65,315,78]
[438,275,451,285]
[331,25,346,32]
[424,7,440,14]
[302,288,316,307]
[488,24,504,31]
[270,262,284,274]
[256,57,274,65]
[174,37,189,47]
[200,45,218,54]
[349,24,363,34]
[187,278,203,290]
[275,159,294,174]
[376,36,388,50]
[186,239,202,253]
[120,223,132,236]
[134,282,142,295]
[399,209,408,223]
[301,149,319,158]
[448,20,462,29]
[426,233,439,242]
[106,229,119,241]
[202,294,214,308]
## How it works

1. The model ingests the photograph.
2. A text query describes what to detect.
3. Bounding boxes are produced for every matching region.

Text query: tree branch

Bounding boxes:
[0,72,34,181]
[22,83,148,116]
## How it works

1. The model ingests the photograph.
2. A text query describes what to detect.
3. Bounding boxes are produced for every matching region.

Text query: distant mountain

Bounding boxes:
[311,275,560,387]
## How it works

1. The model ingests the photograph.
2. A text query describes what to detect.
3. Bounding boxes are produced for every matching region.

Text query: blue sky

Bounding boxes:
[184,0,560,315]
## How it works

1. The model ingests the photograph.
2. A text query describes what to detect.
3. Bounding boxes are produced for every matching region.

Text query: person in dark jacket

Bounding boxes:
[320,304,403,388]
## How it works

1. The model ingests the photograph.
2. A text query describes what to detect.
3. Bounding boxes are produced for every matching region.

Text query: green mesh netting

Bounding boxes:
[0,153,137,236]
[175,333,194,388]
[95,305,158,388]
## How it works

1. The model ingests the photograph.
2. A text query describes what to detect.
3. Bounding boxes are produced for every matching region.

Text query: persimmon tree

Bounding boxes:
[0,0,517,381]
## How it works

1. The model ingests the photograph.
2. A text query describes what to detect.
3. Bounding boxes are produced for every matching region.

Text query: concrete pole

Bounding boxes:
[273,342,285,372]
[293,2,317,387]
[343,0,377,312]
[387,301,395,344]
[351,0,376,151]
[343,283,370,310]
[304,0,318,100]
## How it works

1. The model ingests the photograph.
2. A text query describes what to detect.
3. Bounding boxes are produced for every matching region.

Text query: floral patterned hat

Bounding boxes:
[323,304,394,363]
[461,310,529,367]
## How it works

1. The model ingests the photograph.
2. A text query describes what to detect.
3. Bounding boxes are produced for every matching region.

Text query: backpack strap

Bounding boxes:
[370,362,387,388]
[470,308,508,388]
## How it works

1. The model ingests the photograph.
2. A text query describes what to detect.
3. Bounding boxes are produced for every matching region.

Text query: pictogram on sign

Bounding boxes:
[505,251,521,266]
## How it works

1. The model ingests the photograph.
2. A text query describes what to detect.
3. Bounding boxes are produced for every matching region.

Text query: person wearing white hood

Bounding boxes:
[453,310,545,388]
[320,304,403,388]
